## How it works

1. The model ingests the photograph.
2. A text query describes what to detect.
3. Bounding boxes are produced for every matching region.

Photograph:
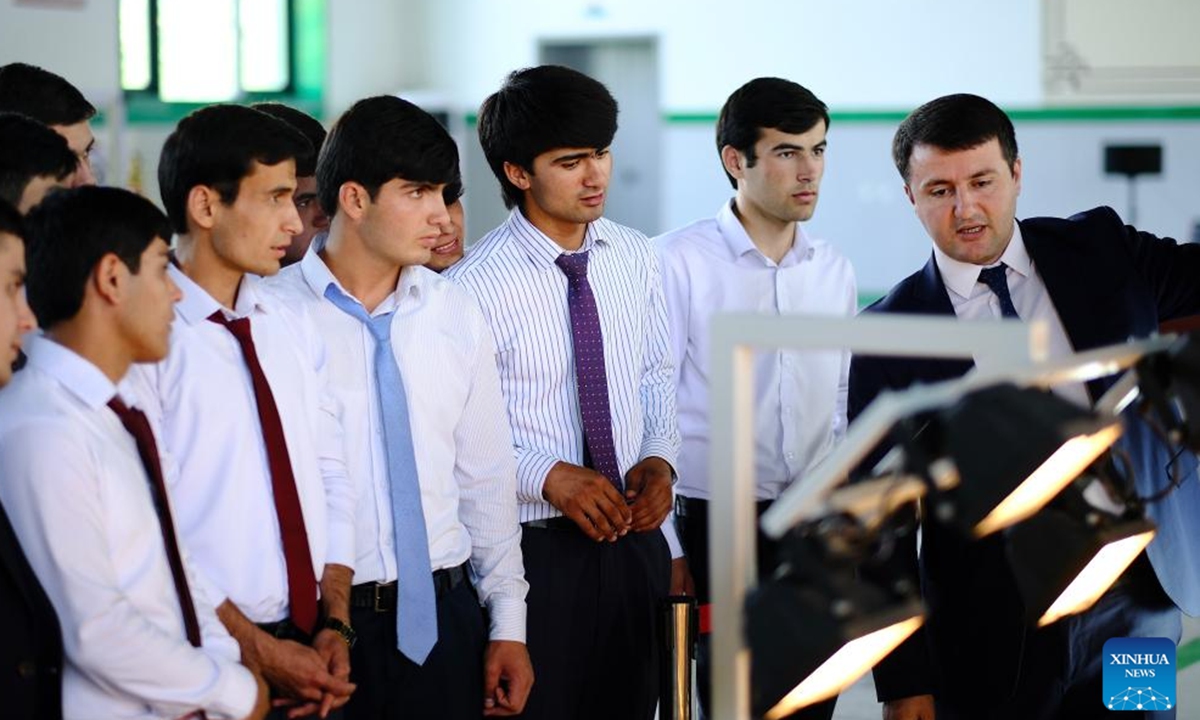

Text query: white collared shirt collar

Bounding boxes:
[23,334,117,410]
[169,263,271,324]
[934,221,1032,301]
[715,199,813,267]
[299,231,424,315]
[504,207,609,269]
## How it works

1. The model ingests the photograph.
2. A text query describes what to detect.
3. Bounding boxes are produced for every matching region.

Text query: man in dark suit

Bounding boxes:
[0,199,61,718]
[850,93,1200,720]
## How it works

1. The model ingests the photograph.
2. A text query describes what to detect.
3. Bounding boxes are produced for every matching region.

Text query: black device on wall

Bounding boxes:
[1104,143,1163,225]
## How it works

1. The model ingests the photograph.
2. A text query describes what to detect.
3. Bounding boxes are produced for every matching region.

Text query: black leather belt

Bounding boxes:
[255,618,311,644]
[521,516,578,531]
[351,563,469,613]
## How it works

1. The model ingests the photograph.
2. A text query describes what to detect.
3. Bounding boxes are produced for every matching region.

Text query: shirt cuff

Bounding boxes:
[516,450,559,504]
[206,659,259,720]
[325,517,357,570]
[486,596,528,644]
[639,440,679,477]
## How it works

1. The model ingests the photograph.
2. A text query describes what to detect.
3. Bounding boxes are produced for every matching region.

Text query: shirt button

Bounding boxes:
[786,452,796,461]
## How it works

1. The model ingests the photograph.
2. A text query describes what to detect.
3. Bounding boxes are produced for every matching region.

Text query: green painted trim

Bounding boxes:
[118,0,325,125]
[122,94,323,125]
[858,291,885,308]
[665,106,1200,125]
[292,0,325,103]
[1180,637,1200,670]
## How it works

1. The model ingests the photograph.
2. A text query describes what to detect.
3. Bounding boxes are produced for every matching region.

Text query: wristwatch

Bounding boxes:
[322,617,357,649]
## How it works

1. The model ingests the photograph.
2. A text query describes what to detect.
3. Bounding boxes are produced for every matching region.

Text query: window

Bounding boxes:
[120,0,303,104]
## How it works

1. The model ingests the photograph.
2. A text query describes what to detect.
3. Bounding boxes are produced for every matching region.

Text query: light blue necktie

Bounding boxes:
[324,284,437,664]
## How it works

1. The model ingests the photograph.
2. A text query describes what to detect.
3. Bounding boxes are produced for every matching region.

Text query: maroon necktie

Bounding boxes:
[555,251,623,490]
[207,311,319,634]
[107,396,202,647]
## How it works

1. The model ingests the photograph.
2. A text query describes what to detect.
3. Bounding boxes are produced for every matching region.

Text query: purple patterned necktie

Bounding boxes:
[555,251,623,491]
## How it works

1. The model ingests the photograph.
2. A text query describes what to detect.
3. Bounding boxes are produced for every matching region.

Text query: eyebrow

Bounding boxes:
[268,185,296,196]
[771,139,827,152]
[551,151,594,165]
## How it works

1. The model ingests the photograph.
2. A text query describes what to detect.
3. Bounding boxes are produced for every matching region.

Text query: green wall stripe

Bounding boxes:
[1180,637,1200,670]
[666,106,1200,125]
[467,106,1200,130]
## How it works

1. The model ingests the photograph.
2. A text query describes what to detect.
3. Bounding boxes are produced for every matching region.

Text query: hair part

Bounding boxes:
[893,93,1019,183]
[477,65,618,209]
[158,104,312,235]
[0,62,96,126]
[317,95,459,217]
[23,186,172,328]
[0,112,77,208]
[716,77,829,189]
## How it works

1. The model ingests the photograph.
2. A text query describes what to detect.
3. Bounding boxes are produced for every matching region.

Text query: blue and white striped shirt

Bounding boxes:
[448,209,681,524]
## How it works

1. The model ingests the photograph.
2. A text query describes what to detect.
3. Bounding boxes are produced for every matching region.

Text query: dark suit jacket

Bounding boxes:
[849,206,1200,706]
[0,499,62,720]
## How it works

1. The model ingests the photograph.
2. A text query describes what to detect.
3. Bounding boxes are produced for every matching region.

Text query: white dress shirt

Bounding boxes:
[0,336,256,720]
[655,201,857,500]
[126,265,355,624]
[267,238,529,642]
[447,209,682,526]
[933,222,1091,408]
[934,224,1126,512]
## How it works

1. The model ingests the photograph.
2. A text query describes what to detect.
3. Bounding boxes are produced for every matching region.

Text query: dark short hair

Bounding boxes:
[893,93,1019,183]
[23,186,172,328]
[0,112,77,209]
[0,199,24,241]
[0,62,96,126]
[716,77,829,189]
[317,95,459,217]
[478,65,618,209]
[158,104,312,235]
[252,102,327,176]
[443,174,464,205]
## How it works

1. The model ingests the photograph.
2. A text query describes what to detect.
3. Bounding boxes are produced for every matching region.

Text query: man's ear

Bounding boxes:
[720,145,745,181]
[503,161,532,191]
[90,252,126,306]
[338,181,370,221]
[903,183,915,206]
[186,185,220,231]
[1011,157,1023,196]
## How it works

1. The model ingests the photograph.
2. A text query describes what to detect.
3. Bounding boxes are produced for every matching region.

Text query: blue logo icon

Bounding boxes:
[1103,637,1176,711]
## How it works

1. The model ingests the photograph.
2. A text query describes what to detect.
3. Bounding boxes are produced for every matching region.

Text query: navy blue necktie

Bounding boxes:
[978,263,1020,319]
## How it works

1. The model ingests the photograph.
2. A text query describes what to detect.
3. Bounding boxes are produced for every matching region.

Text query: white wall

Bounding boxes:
[426,0,1042,113]
[324,0,430,117]
[0,0,120,102]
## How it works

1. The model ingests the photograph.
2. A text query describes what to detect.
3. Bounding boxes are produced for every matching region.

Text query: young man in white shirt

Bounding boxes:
[129,105,357,719]
[447,65,680,720]
[654,77,855,720]
[0,186,269,720]
[268,94,532,720]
